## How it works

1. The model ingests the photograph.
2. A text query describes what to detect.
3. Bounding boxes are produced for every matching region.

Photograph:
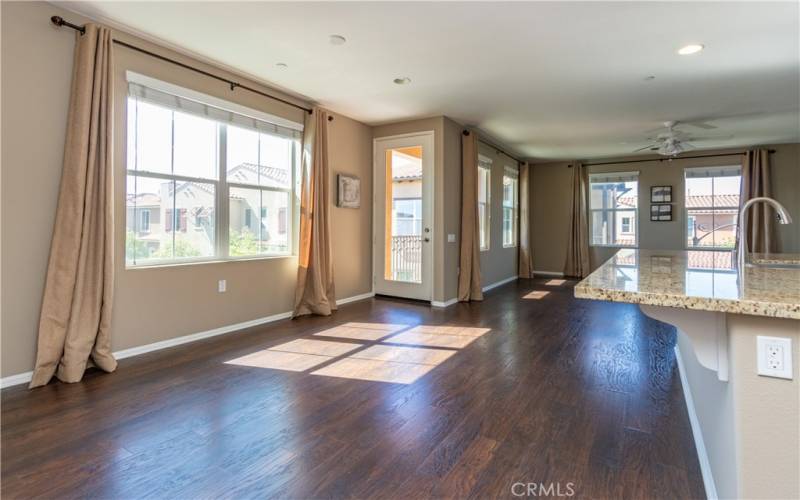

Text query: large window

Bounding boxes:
[478,156,492,251]
[589,171,639,247]
[685,166,741,250]
[125,73,301,266]
[502,166,518,247]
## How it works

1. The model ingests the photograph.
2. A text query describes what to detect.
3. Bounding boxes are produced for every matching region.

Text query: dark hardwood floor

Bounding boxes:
[1,279,705,499]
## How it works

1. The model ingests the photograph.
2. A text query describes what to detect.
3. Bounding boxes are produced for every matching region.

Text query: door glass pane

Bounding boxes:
[385,146,423,283]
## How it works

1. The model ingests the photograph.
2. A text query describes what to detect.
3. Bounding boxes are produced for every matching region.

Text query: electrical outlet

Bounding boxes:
[218,279,226,293]
[757,336,792,379]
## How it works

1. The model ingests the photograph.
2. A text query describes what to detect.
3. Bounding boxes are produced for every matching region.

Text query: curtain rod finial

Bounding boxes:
[462,130,470,136]
[51,15,63,26]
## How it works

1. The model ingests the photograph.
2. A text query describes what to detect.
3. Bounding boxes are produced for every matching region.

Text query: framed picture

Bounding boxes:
[337,174,360,208]
[651,204,672,221]
[651,185,672,203]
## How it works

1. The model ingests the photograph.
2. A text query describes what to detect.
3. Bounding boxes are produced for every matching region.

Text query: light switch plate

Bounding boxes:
[447,234,456,243]
[757,336,792,379]
[218,279,227,293]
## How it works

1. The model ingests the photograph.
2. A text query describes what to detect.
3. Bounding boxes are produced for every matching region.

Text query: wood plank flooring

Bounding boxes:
[1,279,706,499]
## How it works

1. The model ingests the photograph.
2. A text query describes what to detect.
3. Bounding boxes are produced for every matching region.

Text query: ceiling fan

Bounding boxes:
[633,120,731,156]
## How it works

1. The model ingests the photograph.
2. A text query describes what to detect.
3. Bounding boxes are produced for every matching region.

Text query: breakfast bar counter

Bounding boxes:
[574,249,800,499]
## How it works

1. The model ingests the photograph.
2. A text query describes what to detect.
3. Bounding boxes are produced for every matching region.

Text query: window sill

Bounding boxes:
[125,254,295,270]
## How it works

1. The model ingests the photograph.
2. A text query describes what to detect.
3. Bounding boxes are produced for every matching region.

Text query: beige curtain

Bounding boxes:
[518,162,534,278]
[564,162,590,278]
[458,131,483,301]
[30,24,116,388]
[741,149,777,253]
[293,108,336,317]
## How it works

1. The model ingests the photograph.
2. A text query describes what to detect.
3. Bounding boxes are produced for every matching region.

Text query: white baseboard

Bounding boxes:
[533,270,564,278]
[0,371,34,390]
[0,291,375,390]
[336,292,375,306]
[482,275,519,292]
[431,298,458,308]
[674,346,717,500]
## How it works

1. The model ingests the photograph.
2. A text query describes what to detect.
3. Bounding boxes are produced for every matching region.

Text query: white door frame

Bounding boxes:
[372,131,435,302]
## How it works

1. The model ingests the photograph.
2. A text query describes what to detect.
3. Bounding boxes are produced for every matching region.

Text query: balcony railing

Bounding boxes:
[390,235,422,283]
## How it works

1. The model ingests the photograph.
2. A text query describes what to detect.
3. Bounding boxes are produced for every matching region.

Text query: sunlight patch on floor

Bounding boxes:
[313,322,408,341]
[226,322,491,384]
[269,338,361,357]
[350,344,456,365]
[523,291,550,299]
[404,325,491,337]
[312,357,436,384]
[225,350,333,372]
[385,331,481,349]
[545,279,567,286]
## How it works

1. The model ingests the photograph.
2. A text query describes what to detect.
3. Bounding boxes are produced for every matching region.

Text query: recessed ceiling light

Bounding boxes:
[276,63,288,69]
[678,44,704,55]
[329,34,347,46]
[393,77,411,85]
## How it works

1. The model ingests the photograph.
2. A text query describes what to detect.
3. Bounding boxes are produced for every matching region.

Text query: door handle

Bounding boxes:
[424,237,430,242]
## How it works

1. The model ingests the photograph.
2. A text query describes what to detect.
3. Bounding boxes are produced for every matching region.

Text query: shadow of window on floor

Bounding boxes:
[225,322,490,384]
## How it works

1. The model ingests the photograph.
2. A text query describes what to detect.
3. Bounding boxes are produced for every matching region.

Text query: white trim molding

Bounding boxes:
[431,298,459,308]
[533,270,565,278]
[0,291,376,390]
[482,275,519,292]
[674,346,718,500]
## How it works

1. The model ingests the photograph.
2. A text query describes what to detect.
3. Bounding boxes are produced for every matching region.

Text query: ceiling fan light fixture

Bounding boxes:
[678,44,704,55]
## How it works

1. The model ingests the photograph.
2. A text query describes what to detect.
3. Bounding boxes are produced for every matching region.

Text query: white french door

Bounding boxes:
[373,132,434,301]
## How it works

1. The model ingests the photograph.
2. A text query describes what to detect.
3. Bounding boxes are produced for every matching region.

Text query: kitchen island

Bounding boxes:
[575,249,799,500]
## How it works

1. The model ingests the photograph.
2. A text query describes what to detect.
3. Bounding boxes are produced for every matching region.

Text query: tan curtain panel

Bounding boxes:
[458,131,483,301]
[293,108,336,317]
[30,24,116,388]
[564,162,591,278]
[741,149,777,254]
[518,162,534,278]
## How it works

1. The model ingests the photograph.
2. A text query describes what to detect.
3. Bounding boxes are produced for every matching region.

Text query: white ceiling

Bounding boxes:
[61,1,800,160]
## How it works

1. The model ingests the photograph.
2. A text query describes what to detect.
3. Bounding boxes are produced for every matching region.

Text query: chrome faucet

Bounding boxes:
[737,197,793,269]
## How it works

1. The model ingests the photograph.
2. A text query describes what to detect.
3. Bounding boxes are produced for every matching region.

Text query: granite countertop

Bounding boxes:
[574,249,800,320]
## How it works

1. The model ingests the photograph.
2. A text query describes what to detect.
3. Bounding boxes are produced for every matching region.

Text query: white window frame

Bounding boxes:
[684,165,742,251]
[502,165,519,248]
[125,73,301,268]
[478,155,492,252]
[588,171,639,248]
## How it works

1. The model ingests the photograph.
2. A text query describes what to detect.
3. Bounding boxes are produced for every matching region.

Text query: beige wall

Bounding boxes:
[679,315,800,499]
[477,142,519,286]
[531,143,800,274]
[1,1,373,378]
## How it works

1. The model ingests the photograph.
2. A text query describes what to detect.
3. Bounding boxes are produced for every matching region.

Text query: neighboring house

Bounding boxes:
[126,162,289,259]
[686,194,739,248]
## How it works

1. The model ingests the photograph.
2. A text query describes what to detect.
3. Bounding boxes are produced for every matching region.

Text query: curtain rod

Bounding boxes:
[50,16,313,115]
[462,130,523,164]
[581,149,777,167]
